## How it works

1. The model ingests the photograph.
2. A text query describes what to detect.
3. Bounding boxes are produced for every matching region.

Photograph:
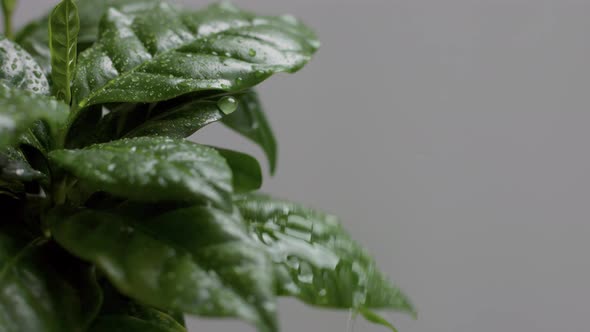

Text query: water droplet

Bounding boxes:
[248,49,256,57]
[217,96,238,115]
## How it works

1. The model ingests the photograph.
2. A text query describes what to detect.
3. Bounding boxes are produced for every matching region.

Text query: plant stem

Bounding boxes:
[3,13,12,39]
[1,0,16,39]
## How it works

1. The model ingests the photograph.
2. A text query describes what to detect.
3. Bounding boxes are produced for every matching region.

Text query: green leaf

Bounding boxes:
[49,137,233,210]
[0,225,102,332]
[123,98,224,139]
[49,0,80,103]
[15,0,162,76]
[72,2,319,110]
[90,292,186,332]
[223,90,277,174]
[0,84,68,149]
[359,309,400,332]
[0,36,49,93]
[215,147,262,193]
[0,146,44,182]
[235,194,416,327]
[50,206,278,332]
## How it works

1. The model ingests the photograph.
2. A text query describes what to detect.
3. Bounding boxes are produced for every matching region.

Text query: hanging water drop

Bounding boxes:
[217,96,238,115]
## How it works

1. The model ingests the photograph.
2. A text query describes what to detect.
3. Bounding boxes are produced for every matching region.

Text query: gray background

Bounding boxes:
[9,0,590,331]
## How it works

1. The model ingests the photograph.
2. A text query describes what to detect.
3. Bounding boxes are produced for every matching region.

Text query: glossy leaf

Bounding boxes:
[49,137,233,209]
[235,194,416,327]
[50,206,278,332]
[72,2,319,110]
[215,147,262,193]
[123,98,224,139]
[0,225,102,332]
[15,0,162,76]
[90,294,186,332]
[0,146,44,182]
[223,90,277,174]
[49,0,80,103]
[0,36,49,93]
[0,84,68,149]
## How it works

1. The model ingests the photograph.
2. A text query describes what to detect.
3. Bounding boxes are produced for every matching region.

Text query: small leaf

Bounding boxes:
[215,147,262,193]
[72,2,319,110]
[0,36,49,93]
[0,84,68,149]
[49,137,233,210]
[0,225,102,332]
[50,206,278,332]
[49,0,80,103]
[223,90,277,174]
[235,194,416,328]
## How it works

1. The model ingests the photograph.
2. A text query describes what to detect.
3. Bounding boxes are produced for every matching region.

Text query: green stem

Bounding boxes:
[1,0,16,39]
[3,12,11,39]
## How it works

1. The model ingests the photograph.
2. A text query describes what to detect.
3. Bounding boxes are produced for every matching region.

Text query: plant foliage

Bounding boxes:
[0,1,415,331]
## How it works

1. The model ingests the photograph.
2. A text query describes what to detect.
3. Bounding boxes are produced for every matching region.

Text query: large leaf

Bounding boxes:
[50,206,278,332]
[15,0,161,76]
[223,90,277,174]
[0,36,49,94]
[215,147,262,193]
[0,84,68,149]
[0,226,102,332]
[235,194,416,330]
[48,137,233,210]
[49,0,80,103]
[72,2,319,110]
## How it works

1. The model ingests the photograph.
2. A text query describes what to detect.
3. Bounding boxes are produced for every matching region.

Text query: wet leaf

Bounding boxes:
[0,225,102,332]
[0,146,44,182]
[0,84,68,149]
[49,0,80,103]
[72,2,319,111]
[50,206,278,332]
[0,36,49,94]
[15,0,162,76]
[235,194,416,327]
[48,137,233,210]
[223,90,277,174]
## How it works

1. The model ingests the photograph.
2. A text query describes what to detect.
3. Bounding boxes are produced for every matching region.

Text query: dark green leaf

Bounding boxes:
[215,147,262,193]
[72,2,319,110]
[0,225,102,332]
[223,90,277,174]
[49,0,80,103]
[0,84,68,149]
[49,137,233,210]
[235,194,416,327]
[15,0,162,76]
[123,99,224,139]
[90,291,186,332]
[0,146,44,182]
[50,206,278,332]
[0,36,49,93]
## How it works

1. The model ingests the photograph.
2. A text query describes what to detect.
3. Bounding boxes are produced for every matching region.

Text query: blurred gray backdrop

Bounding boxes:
[8,0,590,331]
